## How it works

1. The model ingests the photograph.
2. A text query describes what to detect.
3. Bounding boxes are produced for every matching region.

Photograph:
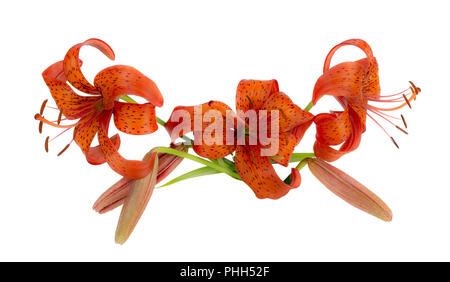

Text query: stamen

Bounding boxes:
[57,143,71,156]
[401,114,407,128]
[402,94,412,109]
[57,111,63,125]
[34,114,77,129]
[390,137,400,149]
[45,136,49,152]
[49,127,72,142]
[367,113,400,149]
[409,81,420,95]
[38,121,43,134]
[395,125,408,135]
[40,99,48,115]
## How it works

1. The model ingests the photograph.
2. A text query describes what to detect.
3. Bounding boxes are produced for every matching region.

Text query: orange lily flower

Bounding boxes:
[35,39,164,179]
[312,39,420,162]
[165,80,314,199]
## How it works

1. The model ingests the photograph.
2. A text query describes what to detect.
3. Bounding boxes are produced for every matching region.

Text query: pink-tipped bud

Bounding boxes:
[93,143,188,244]
[307,158,392,222]
[115,152,159,244]
[156,143,188,183]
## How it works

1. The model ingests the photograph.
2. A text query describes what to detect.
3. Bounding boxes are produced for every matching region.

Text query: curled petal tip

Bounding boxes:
[307,158,392,222]
[84,38,116,60]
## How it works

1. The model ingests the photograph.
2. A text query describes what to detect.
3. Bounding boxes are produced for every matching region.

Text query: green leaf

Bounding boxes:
[157,166,223,188]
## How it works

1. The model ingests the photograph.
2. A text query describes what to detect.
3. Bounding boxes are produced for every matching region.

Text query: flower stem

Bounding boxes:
[119,95,137,104]
[151,147,241,180]
[283,154,314,184]
[304,101,314,112]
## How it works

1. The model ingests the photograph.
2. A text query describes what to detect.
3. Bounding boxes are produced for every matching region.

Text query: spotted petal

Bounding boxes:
[94,65,163,110]
[42,61,100,119]
[313,39,380,104]
[97,113,154,179]
[113,102,158,135]
[63,38,115,94]
[236,79,279,112]
[86,134,121,165]
[262,91,314,132]
[313,106,363,162]
[165,101,236,159]
[323,39,374,72]
[235,145,301,199]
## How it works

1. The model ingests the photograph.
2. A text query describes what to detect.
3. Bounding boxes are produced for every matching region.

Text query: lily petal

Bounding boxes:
[165,101,236,159]
[323,39,374,72]
[94,65,163,110]
[42,61,100,119]
[315,110,352,146]
[64,38,115,94]
[313,106,363,162]
[113,102,158,135]
[115,152,158,244]
[86,134,121,165]
[268,131,296,167]
[236,79,279,112]
[313,58,379,104]
[262,91,314,132]
[97,113,154,179]
[73,112,100,154]
[235,145,300,199]
[307,158,392,221]
[313,39,380,104]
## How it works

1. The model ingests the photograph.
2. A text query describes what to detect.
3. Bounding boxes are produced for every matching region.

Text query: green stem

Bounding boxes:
[151,147,241,180]
[295,158,309,170]
[304,101,314,112]
[119,95,137,104]
[283,154,314,184]
[156,117,166,127]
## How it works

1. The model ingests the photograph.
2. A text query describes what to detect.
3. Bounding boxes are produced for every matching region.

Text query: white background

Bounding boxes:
[1,0,449,261]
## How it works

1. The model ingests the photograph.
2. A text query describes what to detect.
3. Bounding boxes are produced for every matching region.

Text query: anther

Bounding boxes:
[57,111,63,125]
[40,99,48,115]
[402,94,412,109]
[38,121,43,134]
[45,136,49,152]
[395,125,408,135]
[409,81,420,95]
[400,114,408,128]
[401,114,407,128]
[57,143,71,156]
[390,137,400,149]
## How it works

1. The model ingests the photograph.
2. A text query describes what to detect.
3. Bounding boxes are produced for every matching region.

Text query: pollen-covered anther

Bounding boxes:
[57,143,71,156]
[40,99,48,115]
[409,81,421,96]
[390,137,399,149]
[402,94,412,109]
[57,111,63,125]
[395,125,408,135]
[401,114,407,128]
[38,121,43,134]
[44,136,49,153]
